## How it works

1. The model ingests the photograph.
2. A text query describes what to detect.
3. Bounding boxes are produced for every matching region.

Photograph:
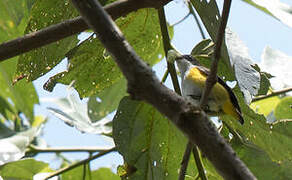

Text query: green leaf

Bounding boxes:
[0,0,34,41]
[0,0,38,124]
[91,168,120,180]
[274,97,292,120]
[14,0,79,82]
[0,96,13,120]
[233,140,292,179]
[221,86,292,162]
[113,97,198,179]
[88,78,127,122]
[242,0,292,28]
[250,96,280,116]
[46,8,165,97]
[61,166,119,180]
[0,58,39,123]
[0,159,52,180]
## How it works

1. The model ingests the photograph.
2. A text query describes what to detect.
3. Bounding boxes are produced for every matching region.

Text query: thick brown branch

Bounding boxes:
[71,0,256,179]
[0,0,171,62]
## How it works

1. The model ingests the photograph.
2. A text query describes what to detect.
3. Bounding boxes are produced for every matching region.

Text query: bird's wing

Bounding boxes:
[196,65,242,114]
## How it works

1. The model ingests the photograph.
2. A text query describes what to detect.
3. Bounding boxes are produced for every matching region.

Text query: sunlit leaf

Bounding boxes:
[274,97,292,120]
[250,96,280,116]
[46,8,165,97]
[15,0,79,82]
[0,159,52,180]
[0,127,40,165]
[260,46,292,92]
[46,88,112,134]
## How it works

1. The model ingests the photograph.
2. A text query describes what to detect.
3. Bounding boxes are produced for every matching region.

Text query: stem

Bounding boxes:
[158,7,182,95]
[161,69,169,83]
[172,12,191,26]
[178,142,193,180]
[44,148,116,180]
[188,2,206,39]
[28,145,111,153]
[252,87,292,102]
[199,0,232,107]
[192,146,207,180]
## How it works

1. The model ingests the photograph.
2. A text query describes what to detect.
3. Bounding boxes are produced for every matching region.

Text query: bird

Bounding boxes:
[167,50,244,124]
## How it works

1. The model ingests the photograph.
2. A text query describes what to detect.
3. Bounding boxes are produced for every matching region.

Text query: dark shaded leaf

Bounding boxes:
[113,97,198,179]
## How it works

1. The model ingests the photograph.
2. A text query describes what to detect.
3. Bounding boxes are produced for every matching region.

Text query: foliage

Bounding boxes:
[0,0,292,179]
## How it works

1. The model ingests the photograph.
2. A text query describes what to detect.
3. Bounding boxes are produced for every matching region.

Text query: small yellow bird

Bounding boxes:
[168,50,244,124]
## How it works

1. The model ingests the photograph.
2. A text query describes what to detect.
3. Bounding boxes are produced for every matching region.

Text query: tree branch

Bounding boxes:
[199,0,232,107]
[252,87,292,102]
[178,142,192,180]
[0,0,171,62]
[44,147,116,180]
[28,145,112,153]
[71,0,256,179]
[158,7,181,95]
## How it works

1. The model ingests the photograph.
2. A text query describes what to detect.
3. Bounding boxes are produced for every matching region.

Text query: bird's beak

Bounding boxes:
[167,49,182,63]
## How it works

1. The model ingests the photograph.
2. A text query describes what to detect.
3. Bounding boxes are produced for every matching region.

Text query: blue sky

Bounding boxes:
[33,0,292,171]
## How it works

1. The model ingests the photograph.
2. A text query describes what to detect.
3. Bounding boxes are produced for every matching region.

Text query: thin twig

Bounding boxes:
[188,2,206,39]
[161,69,169,83]
[178,142,193,180]
[158,7,182,95]
[252,87,292,102]
[192,146,207,180]
[0,0,172,62]
[172,12,191,26]
[28,145,112,153]
[199,0,232,107]
[71,0,255,179]
[44,147,116,180]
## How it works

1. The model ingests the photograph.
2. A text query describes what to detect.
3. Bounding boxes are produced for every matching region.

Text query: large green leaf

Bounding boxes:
[0,159,52,180]
[274,97,292,120]
[221,85,292,162]
[113,97,199,179]
[14,0,79,82]
[0,0,34,41]
[88,78,127,122]
[61,167,119,180]
[45,8,165,97]
[242,0,292,28]
[0,0,38,124]
[250,96,280,116]
[0,59,38,123]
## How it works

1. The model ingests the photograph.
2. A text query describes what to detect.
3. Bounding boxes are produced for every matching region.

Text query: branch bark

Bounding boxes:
[71,0,256,179]
[0,0,171,62]
[252,87,292,102]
